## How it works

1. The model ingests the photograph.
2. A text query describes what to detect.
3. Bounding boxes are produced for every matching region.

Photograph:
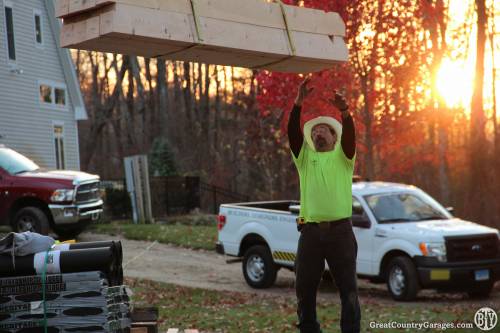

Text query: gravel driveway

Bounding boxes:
[79,232,500,307]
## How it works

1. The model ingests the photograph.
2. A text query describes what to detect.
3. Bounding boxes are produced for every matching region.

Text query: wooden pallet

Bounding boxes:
[56,0,348,73]
[57,0,345,36]
[131,307,159,333]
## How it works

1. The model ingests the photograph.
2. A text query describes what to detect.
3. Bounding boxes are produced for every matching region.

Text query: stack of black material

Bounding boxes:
[0,240,130,333]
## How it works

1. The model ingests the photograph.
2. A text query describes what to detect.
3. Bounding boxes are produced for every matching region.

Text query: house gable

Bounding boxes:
[0,0,85,170]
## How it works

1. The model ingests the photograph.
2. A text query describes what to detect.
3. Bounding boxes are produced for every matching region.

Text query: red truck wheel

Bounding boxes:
[13,207,50,235]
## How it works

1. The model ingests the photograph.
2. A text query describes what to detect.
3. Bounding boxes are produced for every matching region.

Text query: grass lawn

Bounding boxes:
[89,216,217,250]
[128,278,483,333]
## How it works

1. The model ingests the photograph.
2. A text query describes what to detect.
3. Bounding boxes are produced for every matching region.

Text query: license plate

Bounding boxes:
[430,269,450,280]
[475,269,489,281]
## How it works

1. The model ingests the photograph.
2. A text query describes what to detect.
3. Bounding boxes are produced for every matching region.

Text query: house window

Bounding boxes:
[55,88,66,105]
[34,12,42,45]
[39,82,67,107]
[40,84,52,103]
[4,4,15,61]
[53,125,65,170]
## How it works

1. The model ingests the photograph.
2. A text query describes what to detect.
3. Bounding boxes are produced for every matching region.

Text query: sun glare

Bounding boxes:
[436,60,474,108]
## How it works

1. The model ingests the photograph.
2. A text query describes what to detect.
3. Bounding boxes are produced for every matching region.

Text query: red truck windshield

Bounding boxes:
[0,148,39,175]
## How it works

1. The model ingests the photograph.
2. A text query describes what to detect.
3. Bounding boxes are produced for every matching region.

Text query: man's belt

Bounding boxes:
[296,217,351,232]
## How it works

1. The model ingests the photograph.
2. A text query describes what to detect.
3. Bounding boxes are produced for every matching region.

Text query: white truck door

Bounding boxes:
[272,213,300,266]
[352,196,374,274]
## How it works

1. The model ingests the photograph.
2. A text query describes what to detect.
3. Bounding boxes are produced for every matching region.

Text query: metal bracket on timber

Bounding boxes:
[190,0,204,42]
[278,0,295,56]
[153,0,204,59]
[250,0,296,70]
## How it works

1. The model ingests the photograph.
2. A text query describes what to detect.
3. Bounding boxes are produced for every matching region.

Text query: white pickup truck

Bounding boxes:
[216,181,500,301]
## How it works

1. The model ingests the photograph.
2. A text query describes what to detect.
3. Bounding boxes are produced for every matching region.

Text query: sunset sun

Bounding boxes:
[436,59,474,108]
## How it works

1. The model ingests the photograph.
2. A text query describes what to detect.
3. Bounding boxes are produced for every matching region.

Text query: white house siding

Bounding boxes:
[0,0,80,170]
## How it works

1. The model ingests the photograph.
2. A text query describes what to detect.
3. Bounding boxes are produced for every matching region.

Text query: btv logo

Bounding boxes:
[474,307,498,331]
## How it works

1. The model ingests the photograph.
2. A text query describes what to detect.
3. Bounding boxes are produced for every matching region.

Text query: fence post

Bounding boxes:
[185,176,201,213]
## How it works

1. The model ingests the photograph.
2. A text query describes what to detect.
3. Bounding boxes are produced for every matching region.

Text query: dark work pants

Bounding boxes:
[295,219,361,333]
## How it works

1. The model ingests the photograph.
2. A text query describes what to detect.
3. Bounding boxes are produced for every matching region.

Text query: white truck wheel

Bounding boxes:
[242,245,277,288]
[386,256,419,301]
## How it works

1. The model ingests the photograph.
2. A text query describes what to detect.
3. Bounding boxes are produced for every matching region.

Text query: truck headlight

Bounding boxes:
[51,189,75,202]
[419,242,447,262]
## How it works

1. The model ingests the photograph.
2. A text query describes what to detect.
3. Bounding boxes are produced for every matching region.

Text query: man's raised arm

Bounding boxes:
[288,104,303,159]
[331,92,356,160]
[289,78,313,159]
[340,111,356,160]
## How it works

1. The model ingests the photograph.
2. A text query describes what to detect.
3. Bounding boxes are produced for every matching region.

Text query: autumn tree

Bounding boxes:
[467,0,488,220]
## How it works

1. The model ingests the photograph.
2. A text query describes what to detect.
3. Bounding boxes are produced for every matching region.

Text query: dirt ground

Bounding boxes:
[79,232,500,308]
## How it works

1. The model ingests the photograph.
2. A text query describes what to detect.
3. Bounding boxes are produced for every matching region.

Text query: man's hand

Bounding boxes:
[329,92,349,118]
[295,77,313,107]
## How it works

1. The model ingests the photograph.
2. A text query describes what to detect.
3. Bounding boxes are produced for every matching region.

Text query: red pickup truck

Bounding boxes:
[0,146,103,238]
